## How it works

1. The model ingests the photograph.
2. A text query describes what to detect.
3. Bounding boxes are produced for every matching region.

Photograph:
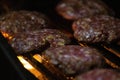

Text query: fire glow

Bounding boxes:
[1,31,12,40]
[17,56,44,80]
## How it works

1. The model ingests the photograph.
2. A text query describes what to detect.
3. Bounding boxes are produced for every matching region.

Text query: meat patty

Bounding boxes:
[73,15,120,43]
[8,29,70,54]
[75,68,120,80]
[0,10,52,36]
[56,0,113,20]
[42,45,104,75]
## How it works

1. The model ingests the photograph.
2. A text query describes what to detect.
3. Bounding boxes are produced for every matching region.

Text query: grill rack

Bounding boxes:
[1,31,120,80]
[22,54,68,80]
[22,42,120,80]
[79,42,120,68]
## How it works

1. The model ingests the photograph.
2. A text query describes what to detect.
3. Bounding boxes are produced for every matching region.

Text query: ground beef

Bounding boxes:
[75,68,120,80]
[42,45,104,76]
[72,15,120,43]
[8,29,70,54]
[56,0,113,20]
[0,10,52,36]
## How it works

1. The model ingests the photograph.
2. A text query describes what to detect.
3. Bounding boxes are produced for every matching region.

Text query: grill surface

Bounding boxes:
[22,42,120,80]
[0,0,120,80]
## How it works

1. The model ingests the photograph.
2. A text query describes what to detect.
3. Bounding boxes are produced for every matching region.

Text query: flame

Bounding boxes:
[17,56,46,80]
[17,56,33,69]
[33,54,43,63]
[0,31,46,79]
[1,31,13,40]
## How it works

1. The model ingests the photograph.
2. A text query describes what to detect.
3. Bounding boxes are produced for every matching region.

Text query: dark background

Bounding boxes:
[0,0,120,18]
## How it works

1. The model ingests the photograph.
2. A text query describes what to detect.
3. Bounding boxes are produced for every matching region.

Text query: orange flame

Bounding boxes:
[1,31,13,40]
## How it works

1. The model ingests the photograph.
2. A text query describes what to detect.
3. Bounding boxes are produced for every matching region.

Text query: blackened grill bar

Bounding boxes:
[86,43,120,69]
[102,43,120,58]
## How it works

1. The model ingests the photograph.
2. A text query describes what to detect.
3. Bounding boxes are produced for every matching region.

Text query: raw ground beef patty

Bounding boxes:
[56,0,114,20]
[9,29,71,54]
[0,10,52,36]
[75,68,120,80]
[42,45,105,75]
[72,15,120,43]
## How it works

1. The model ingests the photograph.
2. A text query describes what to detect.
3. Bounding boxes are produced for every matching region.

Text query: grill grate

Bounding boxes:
[23,54,68,80]
[21,42,120,80]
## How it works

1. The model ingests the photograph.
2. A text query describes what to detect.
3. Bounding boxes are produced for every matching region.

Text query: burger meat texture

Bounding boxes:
[42,45,104,75]
[75,68,120,80]
[9,29,71,54]
[0,10,52,36]
[56,0,113,20]
[72,15,120,43]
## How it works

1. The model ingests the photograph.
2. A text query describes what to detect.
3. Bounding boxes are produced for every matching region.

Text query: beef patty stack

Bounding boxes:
[0,0,120,80]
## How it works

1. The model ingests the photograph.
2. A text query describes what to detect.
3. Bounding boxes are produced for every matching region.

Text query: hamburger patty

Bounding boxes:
[9,29,70,54]
[75,68,120,80]
[56,0,113,20]
[42,45,104,75]
[72,15,120,43]
[0,10,52,36]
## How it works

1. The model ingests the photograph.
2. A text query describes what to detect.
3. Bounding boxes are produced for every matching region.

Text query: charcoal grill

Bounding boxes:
[0,0,120,80]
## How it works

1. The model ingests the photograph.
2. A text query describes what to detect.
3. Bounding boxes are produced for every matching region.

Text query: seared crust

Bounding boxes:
[75,69,120,80]
[42,45,104,75]
[73,15,120,43]
[56,0,113,20]
[9,29,70,54]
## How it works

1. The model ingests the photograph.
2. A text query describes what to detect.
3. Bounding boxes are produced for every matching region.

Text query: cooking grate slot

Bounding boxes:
[85,43,120,70]
[22,54,68,80]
